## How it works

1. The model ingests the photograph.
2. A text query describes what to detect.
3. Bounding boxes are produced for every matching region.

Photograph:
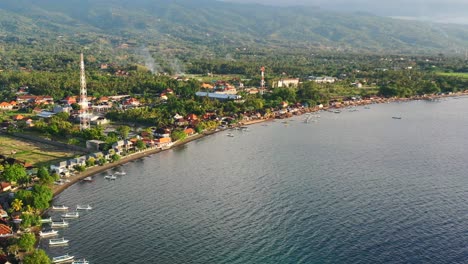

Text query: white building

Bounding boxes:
[277,78,300,88]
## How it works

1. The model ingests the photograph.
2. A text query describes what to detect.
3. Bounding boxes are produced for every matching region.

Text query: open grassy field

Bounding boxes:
[0,134,77,167]
[436,72,468,79]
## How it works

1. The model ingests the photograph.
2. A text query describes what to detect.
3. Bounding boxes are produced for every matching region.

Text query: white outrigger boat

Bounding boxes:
[104,175,117,180]
[114,171,126,175]
[51,220,69,228]
[39,229,58,237]
[76,204,92,210]
[72,259,89,264]
[49,237,69,246]
[52,205,69,211]
[40,217,52,223]
[61,212,79,218]
[52,254,74,263]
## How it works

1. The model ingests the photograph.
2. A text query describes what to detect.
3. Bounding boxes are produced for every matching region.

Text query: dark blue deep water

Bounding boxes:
[43,98,468,263]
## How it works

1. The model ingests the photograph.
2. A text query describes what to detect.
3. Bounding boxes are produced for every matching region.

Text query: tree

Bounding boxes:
[86,157,96,167]
[171,130,187,141]
[20,213,40,229]
[116,125,131,139]
[135,139,146,150]
[2,163,27,183]
[17,233,36,252]
[111,154,121,162]
[30,185,53,210]
[11,199,23,212]
[23,249,51,264]
[36,167,53,184]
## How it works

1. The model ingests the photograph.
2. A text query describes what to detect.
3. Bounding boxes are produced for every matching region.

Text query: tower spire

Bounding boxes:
[80,53,90,130]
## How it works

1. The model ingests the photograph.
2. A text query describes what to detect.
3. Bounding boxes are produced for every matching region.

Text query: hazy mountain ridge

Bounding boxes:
[0,0,468,54]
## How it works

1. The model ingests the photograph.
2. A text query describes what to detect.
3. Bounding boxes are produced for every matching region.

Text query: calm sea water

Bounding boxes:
[42,98,468,264]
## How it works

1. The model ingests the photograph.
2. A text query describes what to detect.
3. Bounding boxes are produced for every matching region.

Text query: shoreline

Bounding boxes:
[51,91,467,197]
[51,120,270,197]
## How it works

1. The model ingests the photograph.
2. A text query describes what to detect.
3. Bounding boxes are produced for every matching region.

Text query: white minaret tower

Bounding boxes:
[80,53,90,130]
[260,66,266,95]
[261,66,265,89]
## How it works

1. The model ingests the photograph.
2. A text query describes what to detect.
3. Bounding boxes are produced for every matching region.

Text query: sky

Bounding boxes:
[223,0,468,24]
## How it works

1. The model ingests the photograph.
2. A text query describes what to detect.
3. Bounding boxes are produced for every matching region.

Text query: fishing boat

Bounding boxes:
[72,259,89,264]
[52,205,69,211]
[51,220,69,228]
[82,177,93,182]
[40,217,52,223]
[76,205,92,210]
[61,212,79,218]
[39,230,58,237]
[104,175,117,180]
[49,237,69,246]
[52,254,74,263]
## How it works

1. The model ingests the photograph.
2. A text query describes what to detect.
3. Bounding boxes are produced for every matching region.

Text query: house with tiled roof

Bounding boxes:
[186,114,198,121]
[201,83,214,89]
[62,96,77,105]
[0,224,12,237]
[155,137,172,148]
[12,115,24,121]
[184,128,195,136]
[154,128,171,138]
[0,102,12,111]
[98,96,109,103]
[123,98,140,107]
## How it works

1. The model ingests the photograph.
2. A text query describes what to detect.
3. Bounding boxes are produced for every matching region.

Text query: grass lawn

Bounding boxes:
[0,134,78,167]
[436,72,468,79]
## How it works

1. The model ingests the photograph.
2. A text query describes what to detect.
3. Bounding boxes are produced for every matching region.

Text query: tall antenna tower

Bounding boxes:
[80,53,90,130]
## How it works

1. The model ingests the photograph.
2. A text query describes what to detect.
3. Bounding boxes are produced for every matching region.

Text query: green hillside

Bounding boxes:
[0,0,467,62]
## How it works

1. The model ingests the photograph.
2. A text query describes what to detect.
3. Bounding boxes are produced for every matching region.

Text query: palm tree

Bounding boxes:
[11,199,23,212]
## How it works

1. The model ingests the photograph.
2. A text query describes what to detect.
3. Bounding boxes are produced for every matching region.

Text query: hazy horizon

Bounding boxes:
[222,0,468,24]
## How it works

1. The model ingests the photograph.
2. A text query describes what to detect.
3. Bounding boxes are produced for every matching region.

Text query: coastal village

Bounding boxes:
[0,57,467,263]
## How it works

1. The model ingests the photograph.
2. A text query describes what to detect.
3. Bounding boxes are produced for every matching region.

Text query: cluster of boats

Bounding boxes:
[45,204,93,263]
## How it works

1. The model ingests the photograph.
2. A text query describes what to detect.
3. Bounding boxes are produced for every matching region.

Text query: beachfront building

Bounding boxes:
[277,78,300,88]
[155,137,172,149]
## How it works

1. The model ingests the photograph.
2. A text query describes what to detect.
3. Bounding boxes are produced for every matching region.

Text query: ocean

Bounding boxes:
[43,97,468,264]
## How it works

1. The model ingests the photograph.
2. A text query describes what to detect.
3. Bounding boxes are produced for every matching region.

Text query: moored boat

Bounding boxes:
[51,220,69,228]
[52,205,69,211]
[114,171,126,175]
[49,237,69,246]
[40,217,52,223]
[72,259,89,264]
[82,177,93,182]
[40,229,58,237]
[52,254,74,263]
[104,175,117,180]
[61,212,79,218]
[76,205,92,210]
